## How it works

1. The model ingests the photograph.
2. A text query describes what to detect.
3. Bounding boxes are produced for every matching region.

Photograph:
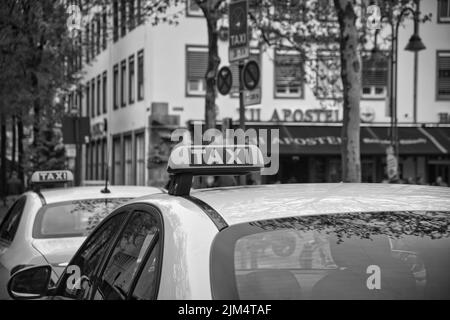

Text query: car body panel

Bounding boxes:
[32,237,85,266]
[125,184,450,300]
[189,184,450,225]
[131,197,219,299]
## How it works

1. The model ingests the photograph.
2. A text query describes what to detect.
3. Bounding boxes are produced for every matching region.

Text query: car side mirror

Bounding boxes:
[7,265,52,300]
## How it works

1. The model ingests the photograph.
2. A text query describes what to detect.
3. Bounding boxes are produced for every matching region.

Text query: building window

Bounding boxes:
[135,132,145,186]
[120,0,127,37]
[113,0,119,42]
[273,0,303,21]
[186,0,203,17]
[77,88,83,114]
[137,0,143,24]
[91,79,96,118]
[96,15,101,55]
[77,32,83,70]
[90,142,95,180]
[362,54,388,99]
[438,0,450,23]
[137,50,144,101]
[113,136,122,185]
[97,75,101,116]
[230,49,260,96]
[121,60,127,107]
[91,20,96,58]
[129,55,135,104]
[274,50,304,98]
[317,0,337,22]
[85,83,90,117]
[186,46,208,96]
[97,141,103,180]
[85,144,91,180]
[102,10,107,50]
[102,138,107,180]
[124,135,133,185]
[437,51,450,100]
[94,141,99,180]
[113,64,119,109]
[102,71,107,114]
[129,0,135,30]
[85,24,90,63]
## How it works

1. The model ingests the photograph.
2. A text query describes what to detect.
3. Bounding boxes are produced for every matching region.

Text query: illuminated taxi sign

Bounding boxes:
[168,144,264,174]
[31,170,74,184]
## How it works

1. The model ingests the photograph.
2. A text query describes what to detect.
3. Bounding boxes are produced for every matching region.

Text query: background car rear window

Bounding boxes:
[0,197,26,243]
[211,211,450,300]
[33,198,131,238]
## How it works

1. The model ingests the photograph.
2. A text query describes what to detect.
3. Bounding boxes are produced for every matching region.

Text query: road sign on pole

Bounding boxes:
[217,66,233,95]
[229,0,249,62]
[243,60,260,91]
[244,88,262,106]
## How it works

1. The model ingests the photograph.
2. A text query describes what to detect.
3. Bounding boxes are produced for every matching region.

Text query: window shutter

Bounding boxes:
[438,54,450,97]
[187,49,208,81]
[189,0,201,12]
[438,0,450,19]
[275,53,302,87]
[362,58,388,87]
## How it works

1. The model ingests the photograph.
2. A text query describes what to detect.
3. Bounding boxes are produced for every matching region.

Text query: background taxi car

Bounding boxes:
[0,170,162,299]
[7,148,450,300]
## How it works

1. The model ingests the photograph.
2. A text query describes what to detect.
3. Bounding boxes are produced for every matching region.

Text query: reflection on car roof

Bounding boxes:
[190,184,450,226]
[39,186,163,204]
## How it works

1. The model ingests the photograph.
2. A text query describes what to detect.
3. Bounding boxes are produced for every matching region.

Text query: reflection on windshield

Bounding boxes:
[34,198,131,238]
[211,211,450,300]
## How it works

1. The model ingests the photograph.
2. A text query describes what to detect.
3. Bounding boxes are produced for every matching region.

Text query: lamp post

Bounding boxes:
[373,5,426,181]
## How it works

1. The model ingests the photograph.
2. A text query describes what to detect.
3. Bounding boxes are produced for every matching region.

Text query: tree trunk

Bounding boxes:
[334,0,361,182]
[198,1,221,130]
[32,74,40,149]
[17,115,24,189]
[0,113,7,199]
[11,115,16,173]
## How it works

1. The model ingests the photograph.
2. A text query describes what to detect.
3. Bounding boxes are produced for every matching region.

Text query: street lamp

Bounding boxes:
[372,5,425,181]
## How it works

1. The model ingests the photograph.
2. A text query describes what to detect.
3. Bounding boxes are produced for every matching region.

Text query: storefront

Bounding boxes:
[244,124,450,185]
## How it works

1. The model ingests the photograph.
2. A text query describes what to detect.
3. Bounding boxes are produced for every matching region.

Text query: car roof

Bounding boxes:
[38,186,164,204]
[189,183,450,226]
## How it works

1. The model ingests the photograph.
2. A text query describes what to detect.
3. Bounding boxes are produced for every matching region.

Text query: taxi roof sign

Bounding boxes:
[168,144,264,174]
[167,145,264,196]
[31,170,74,185]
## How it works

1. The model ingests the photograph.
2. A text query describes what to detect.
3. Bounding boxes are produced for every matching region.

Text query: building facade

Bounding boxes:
[69,0,450,187]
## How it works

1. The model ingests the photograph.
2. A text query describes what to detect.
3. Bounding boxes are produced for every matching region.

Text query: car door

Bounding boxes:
[90,204,163,300]
[0,196,27,299]
[51,210,128,300]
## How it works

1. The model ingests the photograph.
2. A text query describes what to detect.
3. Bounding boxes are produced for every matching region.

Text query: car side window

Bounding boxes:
[57,212,127,300]
[130,239,161,300]
[94,209,161,300]
[0,197,26,243]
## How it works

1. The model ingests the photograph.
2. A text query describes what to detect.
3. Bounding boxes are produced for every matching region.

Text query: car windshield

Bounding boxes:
[33,198,132,238]
[211,211,450,300]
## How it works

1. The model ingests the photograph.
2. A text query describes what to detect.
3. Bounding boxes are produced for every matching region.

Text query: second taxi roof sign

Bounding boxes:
[229,0,249,62]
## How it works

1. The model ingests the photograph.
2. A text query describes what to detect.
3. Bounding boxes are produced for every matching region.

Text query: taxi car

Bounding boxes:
[6,147,450,300]
[0,170,162,299]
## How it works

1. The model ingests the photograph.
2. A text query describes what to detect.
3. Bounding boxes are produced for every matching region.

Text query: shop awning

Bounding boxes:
[421,127,450,154]
[246,125,448,156]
